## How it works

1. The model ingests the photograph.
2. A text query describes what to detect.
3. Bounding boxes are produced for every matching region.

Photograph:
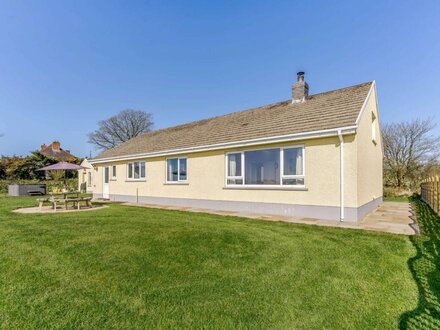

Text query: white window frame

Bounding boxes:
[87,171,92,187]
[166,157,188,183]
[126,161,146,181]
[225,145,305,188]
[225,152,244,185]
[111,165,117,180]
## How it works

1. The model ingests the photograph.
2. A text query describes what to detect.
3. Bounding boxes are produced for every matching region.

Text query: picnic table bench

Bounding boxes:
[64,197,93,210]
[37,192,93,211]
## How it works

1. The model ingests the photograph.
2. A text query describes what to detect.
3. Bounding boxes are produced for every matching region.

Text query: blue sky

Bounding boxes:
[1,0,439,157]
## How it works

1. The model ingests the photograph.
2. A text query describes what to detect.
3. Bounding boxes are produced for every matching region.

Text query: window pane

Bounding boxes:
[245,149,280,185]
[227,178,243,185]
[228,153,242,177]
[167,159,178,181]
[179,158,187,181]
[104,167,109,183]
[140,162,146,178]
[88,172,92,187]
[134,162,140,179]
[128,163,133,178]
[284,148,303,176]
[112,165,116,178]
[283,178,305,186]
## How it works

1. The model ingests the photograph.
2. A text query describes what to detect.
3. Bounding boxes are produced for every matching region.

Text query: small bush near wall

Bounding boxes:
[0,179,78,194]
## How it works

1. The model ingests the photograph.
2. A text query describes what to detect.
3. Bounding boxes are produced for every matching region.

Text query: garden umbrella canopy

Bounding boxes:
[37,162,87,171]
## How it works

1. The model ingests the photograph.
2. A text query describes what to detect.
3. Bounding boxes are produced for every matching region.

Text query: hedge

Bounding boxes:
[0,179,78,194]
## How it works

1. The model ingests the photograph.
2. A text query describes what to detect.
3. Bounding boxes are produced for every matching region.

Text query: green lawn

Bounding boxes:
[384,195,411,203]
[0,196,438,329]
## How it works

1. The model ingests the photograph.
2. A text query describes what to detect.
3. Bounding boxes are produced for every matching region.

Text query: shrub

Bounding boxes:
[0,179,78,194]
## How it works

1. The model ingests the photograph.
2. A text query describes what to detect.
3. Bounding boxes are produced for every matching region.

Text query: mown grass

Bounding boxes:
[399,198,440,329]
[0,196,421,329]
[384,195,411,203]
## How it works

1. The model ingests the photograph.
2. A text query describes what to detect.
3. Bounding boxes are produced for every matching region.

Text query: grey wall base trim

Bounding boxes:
[94,193,383,222]
[356,196,383,220]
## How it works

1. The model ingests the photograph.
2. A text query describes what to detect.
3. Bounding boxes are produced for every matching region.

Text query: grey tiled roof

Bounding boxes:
[94,82,372,160]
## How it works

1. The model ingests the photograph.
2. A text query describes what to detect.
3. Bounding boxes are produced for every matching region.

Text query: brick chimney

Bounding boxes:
[41,144,47,152]
[52,141,61,151]
[292,71,309,103]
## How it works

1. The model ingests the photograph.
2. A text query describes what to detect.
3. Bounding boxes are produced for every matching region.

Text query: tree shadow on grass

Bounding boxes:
[399,197,440,329]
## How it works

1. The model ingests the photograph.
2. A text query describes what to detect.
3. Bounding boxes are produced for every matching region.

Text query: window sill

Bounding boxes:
[125,179,146,182]
[164,182,189,185]
[110,178,117,181]
[223,185,308,191]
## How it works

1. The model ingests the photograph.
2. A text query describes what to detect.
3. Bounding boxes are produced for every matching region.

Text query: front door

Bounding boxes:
[103,166,110,199]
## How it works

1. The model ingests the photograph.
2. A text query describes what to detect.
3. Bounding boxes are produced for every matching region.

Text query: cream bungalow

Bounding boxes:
[86,73,383,222]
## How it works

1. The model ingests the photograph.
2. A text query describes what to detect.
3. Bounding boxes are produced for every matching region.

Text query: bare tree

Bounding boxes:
[88,109,153,150]
[382,118,440,190]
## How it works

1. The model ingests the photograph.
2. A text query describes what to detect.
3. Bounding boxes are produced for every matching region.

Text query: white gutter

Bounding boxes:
[338,130,345,221]
[90,125,357,164]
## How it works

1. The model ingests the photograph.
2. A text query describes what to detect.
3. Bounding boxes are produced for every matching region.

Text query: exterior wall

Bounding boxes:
[355,86,383,207]
[91,136,360,220]
[77,159,94,193]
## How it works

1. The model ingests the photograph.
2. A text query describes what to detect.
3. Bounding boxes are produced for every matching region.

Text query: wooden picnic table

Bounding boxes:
[49,191,80,199]
[37,191,92,211]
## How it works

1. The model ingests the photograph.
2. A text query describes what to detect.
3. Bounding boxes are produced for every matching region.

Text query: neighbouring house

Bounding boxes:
[86,73,383,221]
[40,141,78,161]
[78,158,94,193]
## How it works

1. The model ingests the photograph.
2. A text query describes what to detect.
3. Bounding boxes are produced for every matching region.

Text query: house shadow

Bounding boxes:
[399,198,440,329]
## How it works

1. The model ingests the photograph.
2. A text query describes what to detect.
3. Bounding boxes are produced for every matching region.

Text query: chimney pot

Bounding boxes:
[292,71,309,103]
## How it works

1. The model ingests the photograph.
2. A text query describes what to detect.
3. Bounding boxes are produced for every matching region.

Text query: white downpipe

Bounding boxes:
[338,130,345,221]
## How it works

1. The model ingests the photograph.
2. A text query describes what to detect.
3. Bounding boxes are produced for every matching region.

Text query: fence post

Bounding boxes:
[430,177,433,207]
[434,176,437,213]
[436,176,440,214]
[428,177,430,207]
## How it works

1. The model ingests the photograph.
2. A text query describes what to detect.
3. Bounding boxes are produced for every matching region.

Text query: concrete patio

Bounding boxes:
[13,205,108,214]
[123,201,417,235]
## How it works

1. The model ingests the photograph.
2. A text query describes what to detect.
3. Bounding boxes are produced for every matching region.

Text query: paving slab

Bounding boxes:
[122,201,417,235]
[13,205,108,214]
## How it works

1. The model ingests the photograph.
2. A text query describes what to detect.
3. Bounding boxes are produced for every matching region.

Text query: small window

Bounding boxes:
[127,161,146,180]
[226,153,243,185]
[104,167,109,184]
[87,172,92,187]
[282,147,304,185]
[372,112,377,143]
[167,158,187,182]
[112,165,117,179]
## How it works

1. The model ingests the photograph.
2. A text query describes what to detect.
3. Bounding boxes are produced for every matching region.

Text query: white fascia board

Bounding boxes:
[355,80,376,126]
[89,125,357,164]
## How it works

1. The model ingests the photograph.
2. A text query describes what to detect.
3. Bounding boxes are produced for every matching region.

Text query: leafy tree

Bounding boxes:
[382,119,440,191]
[0,157,7,179]
[8,151,58,180]
[88,109,153,151]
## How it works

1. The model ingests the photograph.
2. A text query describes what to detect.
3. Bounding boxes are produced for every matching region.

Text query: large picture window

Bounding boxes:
[127,161,146,180]
[226,146,304,187]
[167,158,187,182]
